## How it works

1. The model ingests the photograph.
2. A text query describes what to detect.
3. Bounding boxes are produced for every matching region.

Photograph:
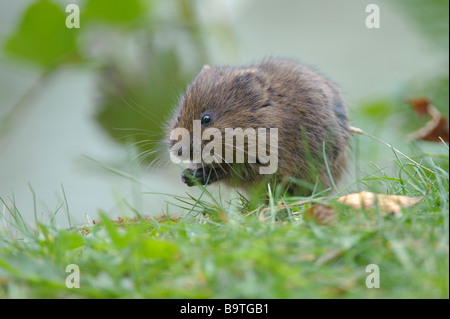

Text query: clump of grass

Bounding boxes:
[0,141,448,298]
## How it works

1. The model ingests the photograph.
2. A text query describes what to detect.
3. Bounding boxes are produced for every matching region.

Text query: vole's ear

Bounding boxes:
[201,64,211,72]
[236,68,257,76]
[236,68,267,89]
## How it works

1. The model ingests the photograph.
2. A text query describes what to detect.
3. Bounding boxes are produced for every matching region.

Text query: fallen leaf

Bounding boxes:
[337,191,425,216]
[299,254,316,261]
[218,210,229,222]
[305,204,337,225]
[407,97,430,116]
[315,249,342,265]
[407,98,449,143]
[258,211,266,222]
[408,114,449,143]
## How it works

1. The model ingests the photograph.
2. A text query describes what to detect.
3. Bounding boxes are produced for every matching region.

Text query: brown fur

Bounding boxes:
[168,58,350,195]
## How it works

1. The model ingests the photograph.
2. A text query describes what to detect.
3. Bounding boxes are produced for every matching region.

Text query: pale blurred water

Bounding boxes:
[0,0,446,226]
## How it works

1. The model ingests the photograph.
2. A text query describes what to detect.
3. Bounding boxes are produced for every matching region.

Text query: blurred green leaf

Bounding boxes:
[54,230,84,251]
[95,48,193,163]
[99,213,126,248]
[0,253,64,284]
[135,239,178,259]
[84,0,148,24]
[3,0,80,68]
[393,0,449,50]
[358,99,397,121]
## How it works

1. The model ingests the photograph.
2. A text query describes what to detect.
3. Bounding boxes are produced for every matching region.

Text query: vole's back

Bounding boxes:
[231,59,350,193]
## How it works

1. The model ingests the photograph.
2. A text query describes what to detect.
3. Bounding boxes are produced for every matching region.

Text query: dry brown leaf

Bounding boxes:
[315,249,342,265]
[258,210,266,222]
[299,254,316,261]
[408,114,449,143]
[305,204,337,225]
[407,98,449,143]
[217,210,229,222]
[337,191,425,216]
[407,97,430,116]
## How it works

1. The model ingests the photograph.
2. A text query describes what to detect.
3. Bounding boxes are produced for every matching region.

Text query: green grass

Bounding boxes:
[0,142,448,298]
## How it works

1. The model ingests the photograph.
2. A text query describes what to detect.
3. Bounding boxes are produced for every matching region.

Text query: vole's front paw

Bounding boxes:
[181,168,207,186]
[181,166,228,187]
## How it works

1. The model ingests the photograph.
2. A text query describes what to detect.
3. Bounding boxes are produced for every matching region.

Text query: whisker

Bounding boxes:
[136,149,160,165]
[213,153,243,179]
[201,162,207,185]
[112,127,159,135]
[212,156,228,175]
[223,142,251,155]
[125,139,159,150]
[207,159,220,183]
[122,98,163,127]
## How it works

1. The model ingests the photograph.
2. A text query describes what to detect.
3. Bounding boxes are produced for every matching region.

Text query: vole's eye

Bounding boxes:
[178,113,181,121]
[201,114,212,125]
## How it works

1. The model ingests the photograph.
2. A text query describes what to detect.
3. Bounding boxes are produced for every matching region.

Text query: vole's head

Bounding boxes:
[168,64,272,163]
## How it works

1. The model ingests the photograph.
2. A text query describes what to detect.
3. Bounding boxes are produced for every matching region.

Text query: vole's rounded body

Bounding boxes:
[168,59,350,195]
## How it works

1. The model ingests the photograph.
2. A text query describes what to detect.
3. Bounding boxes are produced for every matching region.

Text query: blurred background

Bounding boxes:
[0,0,448,226]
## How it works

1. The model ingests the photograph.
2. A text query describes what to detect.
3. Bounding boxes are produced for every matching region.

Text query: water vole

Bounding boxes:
[168,58,350,195]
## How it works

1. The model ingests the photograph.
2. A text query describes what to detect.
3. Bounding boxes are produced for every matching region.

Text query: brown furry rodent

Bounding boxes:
[168,58,350,195]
